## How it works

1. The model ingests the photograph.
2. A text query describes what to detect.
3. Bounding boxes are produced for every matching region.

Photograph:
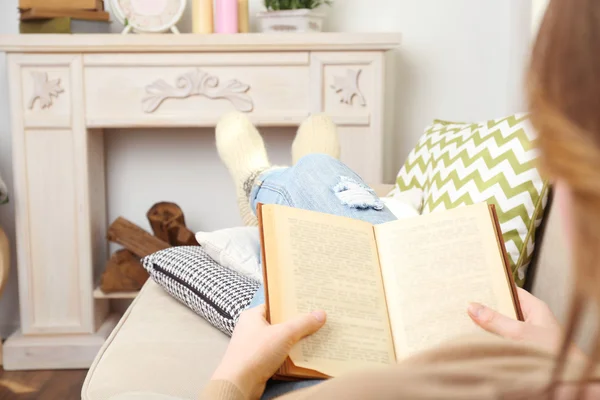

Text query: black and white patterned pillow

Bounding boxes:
[142,246,260,336]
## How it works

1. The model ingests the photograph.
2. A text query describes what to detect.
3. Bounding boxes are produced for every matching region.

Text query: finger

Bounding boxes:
[515,287,547,317]
[251,304,267,317]
[516,287,539,307]
[239,304,269,326]
[240,304,265,317]
[515,288,536,319]
[468,303,524,340]
[279,311,327,343]
[516,287,533,300]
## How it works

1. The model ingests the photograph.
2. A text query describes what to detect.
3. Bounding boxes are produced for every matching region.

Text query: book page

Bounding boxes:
[262,205,396,377]
[374,203,516,358]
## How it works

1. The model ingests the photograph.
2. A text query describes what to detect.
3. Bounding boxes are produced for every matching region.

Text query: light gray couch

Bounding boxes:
[82,185,579,400]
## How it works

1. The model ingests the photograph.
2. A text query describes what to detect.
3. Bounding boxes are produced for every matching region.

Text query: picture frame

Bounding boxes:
[111,0,186,34]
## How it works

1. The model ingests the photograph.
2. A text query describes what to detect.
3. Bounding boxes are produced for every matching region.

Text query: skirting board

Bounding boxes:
[0,322,19,340]
[1,321,18,365]
[2,314,119,370]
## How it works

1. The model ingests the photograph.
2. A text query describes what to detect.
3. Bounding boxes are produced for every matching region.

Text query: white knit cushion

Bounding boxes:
[195,227,262,283]
[381,188,423,219]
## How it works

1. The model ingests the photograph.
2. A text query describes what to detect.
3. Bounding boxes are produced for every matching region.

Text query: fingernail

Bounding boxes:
[311,310,326,323]
[468,303,484,319]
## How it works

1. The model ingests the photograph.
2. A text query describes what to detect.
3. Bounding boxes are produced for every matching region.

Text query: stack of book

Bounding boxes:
[19,0,110,34]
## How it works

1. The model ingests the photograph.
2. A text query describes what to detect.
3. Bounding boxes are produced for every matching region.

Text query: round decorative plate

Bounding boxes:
[111,0,186,33]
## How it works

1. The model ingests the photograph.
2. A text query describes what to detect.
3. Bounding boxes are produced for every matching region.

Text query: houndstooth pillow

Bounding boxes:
[142,246,260,336]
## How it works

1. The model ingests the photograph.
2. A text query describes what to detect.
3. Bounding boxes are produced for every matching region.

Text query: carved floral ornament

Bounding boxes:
[29,71,64,110]
[330,69,366,107]
[142,69,254,113]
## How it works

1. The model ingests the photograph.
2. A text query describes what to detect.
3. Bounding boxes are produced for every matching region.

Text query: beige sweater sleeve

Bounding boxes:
[201,334,599,400]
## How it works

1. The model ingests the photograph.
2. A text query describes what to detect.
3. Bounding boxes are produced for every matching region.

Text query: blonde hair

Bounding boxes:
[529,0,600,397]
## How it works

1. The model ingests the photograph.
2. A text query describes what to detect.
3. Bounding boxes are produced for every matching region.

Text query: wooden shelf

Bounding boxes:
[93,286,139,299]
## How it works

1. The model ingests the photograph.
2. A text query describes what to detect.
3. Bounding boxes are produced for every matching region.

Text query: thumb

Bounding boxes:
[279,311,327,343]
[468,303,524,340]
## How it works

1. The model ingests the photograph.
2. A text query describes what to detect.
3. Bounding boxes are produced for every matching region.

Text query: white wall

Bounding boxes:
[0,0,533,338]
[318,0,533,182]
[532,0,549,32]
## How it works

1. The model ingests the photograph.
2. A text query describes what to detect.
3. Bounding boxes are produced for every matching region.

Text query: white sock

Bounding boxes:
[216,112,270,226]
[292,114,341,164]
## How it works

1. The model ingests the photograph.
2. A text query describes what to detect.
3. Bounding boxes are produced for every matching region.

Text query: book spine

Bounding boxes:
[20,0,99,10]
[215,0,239,33]
[192,0,214,34]
[238,0,249,33]
[19,17,72,34]
[20,9,110,22]
[489,205,525,322]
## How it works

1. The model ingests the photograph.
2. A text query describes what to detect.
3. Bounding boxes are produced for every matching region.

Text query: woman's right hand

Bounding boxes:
[467,288,563,350]
[211,305,326,400]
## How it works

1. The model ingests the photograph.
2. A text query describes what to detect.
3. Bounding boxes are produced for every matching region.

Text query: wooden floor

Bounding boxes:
[0,367,87,400]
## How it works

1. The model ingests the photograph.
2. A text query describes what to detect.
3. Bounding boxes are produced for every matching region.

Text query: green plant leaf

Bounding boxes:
[264,0,332,10]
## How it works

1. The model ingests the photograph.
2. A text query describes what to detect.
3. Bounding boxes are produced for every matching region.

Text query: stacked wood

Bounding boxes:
[147,202,199,246]
[107,217,171,259]
[100,202,198,294]
[100,249,149,293]
[19,0,109,23]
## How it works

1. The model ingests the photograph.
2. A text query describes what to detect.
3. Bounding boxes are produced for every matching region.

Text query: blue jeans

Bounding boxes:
[246,154,397,399]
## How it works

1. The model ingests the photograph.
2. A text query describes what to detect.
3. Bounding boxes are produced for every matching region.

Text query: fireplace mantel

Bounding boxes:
[0,33,401,53]
[0,33,401,370]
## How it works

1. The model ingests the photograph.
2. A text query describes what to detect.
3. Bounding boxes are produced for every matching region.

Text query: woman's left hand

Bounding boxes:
[211,305,327,400]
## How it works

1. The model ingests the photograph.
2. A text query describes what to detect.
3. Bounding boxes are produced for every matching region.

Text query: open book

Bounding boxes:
[257,202,523,380]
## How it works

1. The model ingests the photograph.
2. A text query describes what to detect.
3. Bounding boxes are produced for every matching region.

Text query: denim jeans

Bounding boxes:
[245,154,397,399]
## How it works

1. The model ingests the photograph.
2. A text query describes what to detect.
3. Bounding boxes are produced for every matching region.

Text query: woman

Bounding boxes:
[203,0,600,398]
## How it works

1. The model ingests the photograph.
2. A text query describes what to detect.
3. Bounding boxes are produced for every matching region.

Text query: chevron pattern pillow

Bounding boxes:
[396,114,549,286]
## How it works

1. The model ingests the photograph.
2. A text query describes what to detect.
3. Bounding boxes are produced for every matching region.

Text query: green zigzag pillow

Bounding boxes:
[396,114,549,287]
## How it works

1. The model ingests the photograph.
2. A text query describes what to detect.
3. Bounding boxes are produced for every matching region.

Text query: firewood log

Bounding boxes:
[100,249,148,293]
[107,217,170,258]
[146,202,199,246]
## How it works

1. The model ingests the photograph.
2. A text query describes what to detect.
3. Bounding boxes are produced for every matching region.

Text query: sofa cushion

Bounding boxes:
[396,114,549,286]
[82,280,229,400]
[142,246,260,336]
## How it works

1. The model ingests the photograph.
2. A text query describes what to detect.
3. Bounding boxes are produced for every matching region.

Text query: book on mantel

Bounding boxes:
[18,0,109,30]
[257,202,523,380]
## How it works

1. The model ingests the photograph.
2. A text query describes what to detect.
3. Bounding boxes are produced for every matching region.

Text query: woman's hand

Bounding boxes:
[211,305,326,400]
[468,288,563,350]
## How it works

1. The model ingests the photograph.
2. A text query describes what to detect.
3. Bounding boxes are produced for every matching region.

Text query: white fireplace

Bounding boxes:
[0,33,400,370]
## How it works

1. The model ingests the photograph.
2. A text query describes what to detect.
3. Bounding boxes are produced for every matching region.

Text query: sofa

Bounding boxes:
[82,184,580,400]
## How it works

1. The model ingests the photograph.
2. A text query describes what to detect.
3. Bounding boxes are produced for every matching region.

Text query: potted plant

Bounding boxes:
[258,0,332,33]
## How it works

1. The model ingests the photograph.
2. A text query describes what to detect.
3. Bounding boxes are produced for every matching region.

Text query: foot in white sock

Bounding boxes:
[216,112,270,226]
[292,114,341,164]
